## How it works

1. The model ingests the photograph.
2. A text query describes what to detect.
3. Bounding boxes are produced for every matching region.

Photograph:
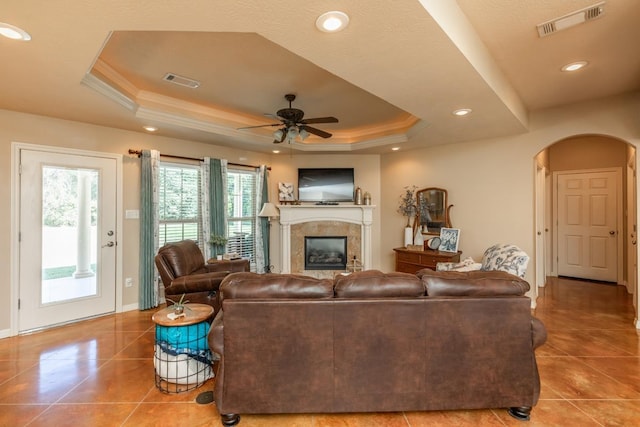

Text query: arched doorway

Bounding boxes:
[534,135,637,321]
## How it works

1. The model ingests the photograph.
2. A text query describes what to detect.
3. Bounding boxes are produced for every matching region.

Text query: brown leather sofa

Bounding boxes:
[154,240,249,313]
[208,269,547,425]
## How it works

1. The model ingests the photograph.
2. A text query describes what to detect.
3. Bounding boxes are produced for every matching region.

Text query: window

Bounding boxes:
[158,163,201,248]
[226,169,257,264]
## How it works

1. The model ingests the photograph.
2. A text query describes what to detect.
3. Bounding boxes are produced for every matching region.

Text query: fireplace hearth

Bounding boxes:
[305,236,347,270]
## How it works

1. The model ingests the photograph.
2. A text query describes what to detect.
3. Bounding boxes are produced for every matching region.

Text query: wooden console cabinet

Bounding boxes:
[394,247,461,274]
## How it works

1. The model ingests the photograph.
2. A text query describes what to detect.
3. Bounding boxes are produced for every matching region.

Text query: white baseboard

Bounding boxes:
[0,329,11,339]
[121,303,139,312]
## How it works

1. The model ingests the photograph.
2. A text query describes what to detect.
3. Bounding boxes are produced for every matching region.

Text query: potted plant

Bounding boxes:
[397,185,417,227]
[166,293,190,315]
[398,185,418,247]
[209,234,228,256]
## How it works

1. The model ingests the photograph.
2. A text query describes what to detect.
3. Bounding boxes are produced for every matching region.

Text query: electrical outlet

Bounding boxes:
[125,277,133,288]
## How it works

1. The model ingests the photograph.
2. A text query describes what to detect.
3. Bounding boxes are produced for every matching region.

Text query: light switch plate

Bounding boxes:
[125,210,139,219]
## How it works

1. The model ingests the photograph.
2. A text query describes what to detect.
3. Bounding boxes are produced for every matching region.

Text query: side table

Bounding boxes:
[152,303,214,393]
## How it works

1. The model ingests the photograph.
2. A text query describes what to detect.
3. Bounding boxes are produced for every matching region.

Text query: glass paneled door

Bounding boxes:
[19,149,117,331]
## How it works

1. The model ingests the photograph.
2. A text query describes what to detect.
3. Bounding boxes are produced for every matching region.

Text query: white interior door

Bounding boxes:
[556,170,618,282]
[19,149,117,331]
[535,166,546,289]
[626,163,637,300]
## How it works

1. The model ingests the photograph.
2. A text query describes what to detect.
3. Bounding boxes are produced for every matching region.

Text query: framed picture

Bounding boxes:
[278,182,295,202]
[438,227,460,253]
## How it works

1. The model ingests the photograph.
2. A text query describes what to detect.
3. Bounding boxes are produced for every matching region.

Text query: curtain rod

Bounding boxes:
[128,149,270,170]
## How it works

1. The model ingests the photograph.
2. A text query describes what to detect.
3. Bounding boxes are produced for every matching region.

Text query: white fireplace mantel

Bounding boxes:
[278,204,376,273]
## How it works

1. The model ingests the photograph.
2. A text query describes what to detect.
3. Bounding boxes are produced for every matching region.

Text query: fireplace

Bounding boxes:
[278,205,375,274]
[304,236,347,270]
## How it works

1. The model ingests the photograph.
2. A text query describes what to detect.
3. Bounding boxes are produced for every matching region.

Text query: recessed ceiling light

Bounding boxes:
[453,108,472,116]
[272,150,280,154]
[0,22,31,41]
[143,126,158,132]
[561,61,588,72]
[391,147,400,151]
[316,11,349,33]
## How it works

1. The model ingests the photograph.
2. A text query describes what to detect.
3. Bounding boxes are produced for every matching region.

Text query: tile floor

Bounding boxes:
[0,276,639,426]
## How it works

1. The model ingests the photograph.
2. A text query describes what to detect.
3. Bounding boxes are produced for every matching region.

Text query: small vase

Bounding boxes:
[404,226,413,246]
[173,306,184,315]
[414,229,424,246]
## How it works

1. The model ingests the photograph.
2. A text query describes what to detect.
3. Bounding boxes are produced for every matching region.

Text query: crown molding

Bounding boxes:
[81,73,137,111]
[86,65,419,151]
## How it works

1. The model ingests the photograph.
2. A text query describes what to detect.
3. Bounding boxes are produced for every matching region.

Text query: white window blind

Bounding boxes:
[158,162,202,249]
[226,169,257,263]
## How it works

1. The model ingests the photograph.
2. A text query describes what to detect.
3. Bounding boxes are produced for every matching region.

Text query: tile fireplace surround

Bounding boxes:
[278,205,375,275]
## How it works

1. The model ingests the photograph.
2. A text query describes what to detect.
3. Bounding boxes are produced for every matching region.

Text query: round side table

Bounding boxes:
[152,303,214,393]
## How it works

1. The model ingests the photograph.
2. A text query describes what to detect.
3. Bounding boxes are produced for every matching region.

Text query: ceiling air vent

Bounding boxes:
[537,1,605,37]
[163,72,200,89]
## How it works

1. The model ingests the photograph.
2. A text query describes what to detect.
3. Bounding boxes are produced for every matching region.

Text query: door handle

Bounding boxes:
[102,241,115,247]
[609,231,616,235]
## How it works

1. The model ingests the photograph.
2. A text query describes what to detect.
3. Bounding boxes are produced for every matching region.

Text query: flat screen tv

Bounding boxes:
[298,168,355,203]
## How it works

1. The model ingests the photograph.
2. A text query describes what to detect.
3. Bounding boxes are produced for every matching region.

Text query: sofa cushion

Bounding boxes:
[436,256,482,272]
[417,269,529,297]
[334,270,425,298]
[220,272,334,302]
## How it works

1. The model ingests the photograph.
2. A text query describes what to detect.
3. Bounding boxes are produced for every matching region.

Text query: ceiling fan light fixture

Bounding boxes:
[273,129,284,141]
[316,11,349,33]
[287,126,299,141]
[0,22,31,40]
[299,128,310,141]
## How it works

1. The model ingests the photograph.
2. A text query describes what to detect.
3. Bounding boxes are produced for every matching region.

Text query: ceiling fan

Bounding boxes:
[238,94,339,144]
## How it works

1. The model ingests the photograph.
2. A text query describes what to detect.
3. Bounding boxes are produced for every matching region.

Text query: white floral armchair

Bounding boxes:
[436,243,530,278]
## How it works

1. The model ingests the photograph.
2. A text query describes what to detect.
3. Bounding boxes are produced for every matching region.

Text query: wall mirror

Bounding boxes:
[414,187,453,236]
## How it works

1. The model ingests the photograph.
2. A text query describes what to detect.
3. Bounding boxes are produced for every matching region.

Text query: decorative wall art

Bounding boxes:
[278,182,295,202]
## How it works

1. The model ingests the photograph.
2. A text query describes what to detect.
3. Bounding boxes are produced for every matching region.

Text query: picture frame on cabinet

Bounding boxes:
[438,227,460,253]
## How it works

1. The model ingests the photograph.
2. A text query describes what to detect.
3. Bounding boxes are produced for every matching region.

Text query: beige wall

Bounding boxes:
[2,92,640,334]
[549,135,627,171]
[0,110,272,333]
[267,154,381,273]
[379,93,640,289]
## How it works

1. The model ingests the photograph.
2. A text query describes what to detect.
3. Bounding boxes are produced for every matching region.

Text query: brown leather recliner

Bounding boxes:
[154,240,249,313]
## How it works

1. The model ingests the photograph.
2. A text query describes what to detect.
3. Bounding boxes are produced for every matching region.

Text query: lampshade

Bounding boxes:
[286,126,299,143]
[258,202,280,218]
[299,128,310,141]
[273,129,284,141]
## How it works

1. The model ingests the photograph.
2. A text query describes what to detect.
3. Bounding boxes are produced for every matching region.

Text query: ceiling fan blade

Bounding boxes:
[302,125,332,138]
[300,116,339,125]
[237,123,281,130]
